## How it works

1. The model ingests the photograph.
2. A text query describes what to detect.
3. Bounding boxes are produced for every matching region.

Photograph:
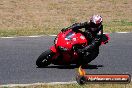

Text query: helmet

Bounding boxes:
[89,15,102,31]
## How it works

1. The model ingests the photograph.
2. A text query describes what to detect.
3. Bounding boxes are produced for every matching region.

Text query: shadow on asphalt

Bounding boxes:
[37,64,104,69]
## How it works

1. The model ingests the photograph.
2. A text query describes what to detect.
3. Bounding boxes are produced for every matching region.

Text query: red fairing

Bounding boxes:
[50,46,57,53]
[51,29,110,64]
[50,29,88,63]
[55,29,88,50]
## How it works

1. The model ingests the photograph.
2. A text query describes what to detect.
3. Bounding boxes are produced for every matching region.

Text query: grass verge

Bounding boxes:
[1,82,132,88]
[0,0,132,37]
[0,20,132,37]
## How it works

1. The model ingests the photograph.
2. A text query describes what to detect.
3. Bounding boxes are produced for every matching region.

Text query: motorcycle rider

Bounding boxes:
[61,15,103,64]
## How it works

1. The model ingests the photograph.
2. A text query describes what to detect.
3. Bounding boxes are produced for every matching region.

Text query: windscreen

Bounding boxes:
[65,31,75,40]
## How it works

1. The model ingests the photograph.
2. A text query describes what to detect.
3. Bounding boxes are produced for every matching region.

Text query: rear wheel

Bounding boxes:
[36,49,55,67]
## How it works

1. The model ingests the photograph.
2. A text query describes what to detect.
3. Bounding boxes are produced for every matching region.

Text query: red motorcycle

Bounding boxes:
[36,29,110,67]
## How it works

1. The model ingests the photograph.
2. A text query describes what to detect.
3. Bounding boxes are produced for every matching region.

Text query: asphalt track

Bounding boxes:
[0,33,132,85]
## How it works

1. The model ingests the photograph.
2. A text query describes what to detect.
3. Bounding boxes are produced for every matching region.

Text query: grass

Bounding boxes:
[0,0,132,37]
[1,83,132,88]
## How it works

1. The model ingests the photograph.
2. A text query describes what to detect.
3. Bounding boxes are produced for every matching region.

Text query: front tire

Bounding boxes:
[36,49,55,67]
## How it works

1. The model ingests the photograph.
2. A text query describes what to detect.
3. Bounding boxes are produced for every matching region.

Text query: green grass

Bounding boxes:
[0,27,60,37]
[1,83,132,88]
[0,20,131,37]
[104,20,132,33]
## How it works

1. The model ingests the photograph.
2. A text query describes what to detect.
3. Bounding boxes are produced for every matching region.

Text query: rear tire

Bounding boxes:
[36,49,55,67]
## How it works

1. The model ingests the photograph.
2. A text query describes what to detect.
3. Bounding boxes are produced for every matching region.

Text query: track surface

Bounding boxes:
[0,33,132,84]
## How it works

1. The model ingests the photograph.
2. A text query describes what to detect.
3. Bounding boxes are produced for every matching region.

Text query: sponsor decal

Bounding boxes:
[80,35,85,40]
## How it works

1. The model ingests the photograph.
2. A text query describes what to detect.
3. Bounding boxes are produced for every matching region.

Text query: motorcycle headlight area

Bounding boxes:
[58,46,68,51]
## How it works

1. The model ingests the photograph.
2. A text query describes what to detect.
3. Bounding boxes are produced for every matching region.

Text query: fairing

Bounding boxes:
[55,29,88,50]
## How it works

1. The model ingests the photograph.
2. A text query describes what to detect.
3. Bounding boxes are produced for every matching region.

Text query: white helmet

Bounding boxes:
[90,15,103,30]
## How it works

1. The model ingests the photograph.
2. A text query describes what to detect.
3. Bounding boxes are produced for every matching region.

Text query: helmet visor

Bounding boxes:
[90,22,100,28]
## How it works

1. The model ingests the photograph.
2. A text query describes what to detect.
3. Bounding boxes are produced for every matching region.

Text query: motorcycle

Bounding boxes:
[36,29,110,67]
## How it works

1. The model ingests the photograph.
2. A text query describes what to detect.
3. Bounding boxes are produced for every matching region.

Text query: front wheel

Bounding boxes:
[36,49,55,67]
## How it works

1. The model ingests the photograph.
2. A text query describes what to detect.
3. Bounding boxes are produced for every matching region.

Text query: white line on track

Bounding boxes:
[1,78,132,87]
[0,35,45,39]
[26,35,44,37]
[0,81,77,87]
[0,32,131,39]
[49,35,58,36]
[116,32,130,33]
[0,37,16,39]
